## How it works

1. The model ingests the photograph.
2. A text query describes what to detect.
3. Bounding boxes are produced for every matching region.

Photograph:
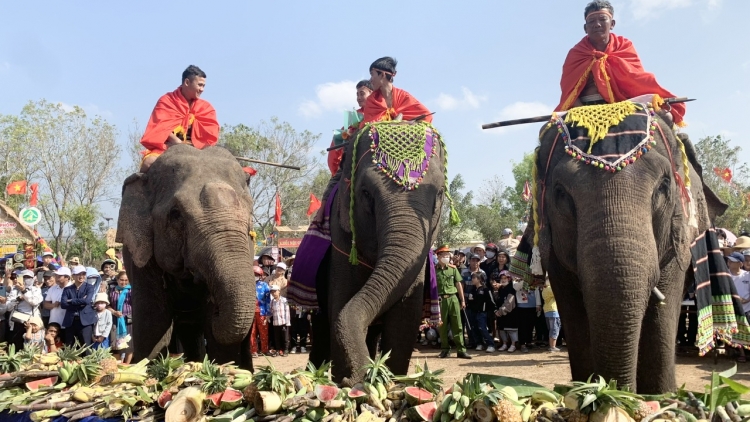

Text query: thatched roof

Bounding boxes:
[106,228,122,248]
[0,202,38,245]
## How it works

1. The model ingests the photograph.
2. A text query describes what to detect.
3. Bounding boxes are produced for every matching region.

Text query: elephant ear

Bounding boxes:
[679,134,728,221]
[116,173,153,268]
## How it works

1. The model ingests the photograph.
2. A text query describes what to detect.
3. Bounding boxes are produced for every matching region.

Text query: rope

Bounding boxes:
[433,126,460,226]
[332,242,374,270]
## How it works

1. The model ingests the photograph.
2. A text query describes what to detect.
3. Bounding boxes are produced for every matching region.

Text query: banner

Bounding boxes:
[278,238,303,248]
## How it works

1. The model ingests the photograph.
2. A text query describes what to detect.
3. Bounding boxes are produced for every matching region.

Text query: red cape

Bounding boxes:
[140,87,219,153]
[556,34,685,125]
[363,87,432,124]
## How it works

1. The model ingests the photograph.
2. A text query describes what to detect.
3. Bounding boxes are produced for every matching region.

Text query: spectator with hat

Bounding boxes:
[250,265,271,357]
[743,249,750,272]
[435,245,471,359]
[35,249,59,273]
[267,262,288,298]
[23,316,46,352]
[494,270,520,352]
[473,243,486,263]
[101,259,118,293]
[68,257,81,267]
[61,265,97,347]
[44,267,72,338]
[269,285,291,357]
[39,270,55,327]
[452,249,467,271]
[7,269,43,350]
[257,248,276,278]
[92,292,113,350]
[105,248,123,271]
[728,251,750,362]
[498,228,520,257]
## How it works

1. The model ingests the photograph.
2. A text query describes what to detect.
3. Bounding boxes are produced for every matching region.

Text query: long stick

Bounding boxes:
[481,97,695,130]
[235,157,301,171]
[0,370,60,382]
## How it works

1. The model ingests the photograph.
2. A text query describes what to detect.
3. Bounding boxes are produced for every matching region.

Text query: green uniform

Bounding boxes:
[436,265,466,353]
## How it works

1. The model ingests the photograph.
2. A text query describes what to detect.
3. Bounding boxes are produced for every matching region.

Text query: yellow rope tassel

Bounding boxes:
[677,136,698,228]
[530,151,543,275]
[564,101,637,154]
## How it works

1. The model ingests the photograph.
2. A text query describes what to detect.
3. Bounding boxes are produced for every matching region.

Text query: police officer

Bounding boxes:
[435,245,471,359]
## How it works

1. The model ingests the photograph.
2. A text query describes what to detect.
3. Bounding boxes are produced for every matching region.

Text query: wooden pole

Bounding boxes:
[481,98,695,130]
[235,157,301,171]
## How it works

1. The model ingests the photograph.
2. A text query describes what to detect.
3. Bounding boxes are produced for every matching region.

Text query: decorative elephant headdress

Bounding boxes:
[346,121,460,265]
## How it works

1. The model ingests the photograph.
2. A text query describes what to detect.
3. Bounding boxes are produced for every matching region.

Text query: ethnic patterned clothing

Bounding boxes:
[256,281,271,316]
[109,288,132,317]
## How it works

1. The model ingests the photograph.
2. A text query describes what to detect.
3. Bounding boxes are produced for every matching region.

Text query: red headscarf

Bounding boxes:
[140,87,219,153]
[363,87,432,124]
[556,34,685,125]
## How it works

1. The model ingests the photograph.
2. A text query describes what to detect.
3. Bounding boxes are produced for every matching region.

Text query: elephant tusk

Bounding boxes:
[652,287,666,305]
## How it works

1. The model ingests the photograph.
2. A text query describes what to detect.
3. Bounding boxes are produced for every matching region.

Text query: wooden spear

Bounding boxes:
[481,97,695,130]
[235,157,301,171]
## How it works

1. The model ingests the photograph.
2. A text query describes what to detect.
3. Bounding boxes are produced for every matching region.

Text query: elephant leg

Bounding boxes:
[380,281,424,376]
[127,255,173,361]
[310,249,332,368]
[548,250,594,382]
[636,265,683,393]
[329,260,369,383]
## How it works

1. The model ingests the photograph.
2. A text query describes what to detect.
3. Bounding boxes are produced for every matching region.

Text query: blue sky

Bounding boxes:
[1,0,748,222]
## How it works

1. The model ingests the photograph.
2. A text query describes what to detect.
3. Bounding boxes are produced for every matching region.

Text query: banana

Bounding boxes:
[58,367,70,383]
[365,383,379,398]
[448,399,458,415]
[532,390,559,404]
[433,405,443,422]
[441,396,454,413]
[440,414,450,422]
[99,372,146,386]
[737,405,750,417]
[67,370,79,386]
[454,408,466,422]
[451,391,461,402]
[232,378,253,390]
[521,402,532,422]
[460,395,470,408]
[376,383,387,401]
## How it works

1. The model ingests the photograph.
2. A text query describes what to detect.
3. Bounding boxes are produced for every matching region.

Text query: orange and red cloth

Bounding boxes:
[556,34,685,125]
[140,87,219,159]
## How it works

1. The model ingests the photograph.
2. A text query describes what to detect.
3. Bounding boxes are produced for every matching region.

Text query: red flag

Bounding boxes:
[6,180,27,195]
[522,180,532,202]
[274,192,282,226]
[721,168,733,183]
[29,183,39,206]
[242,167,257,176]
[307,193,322,216]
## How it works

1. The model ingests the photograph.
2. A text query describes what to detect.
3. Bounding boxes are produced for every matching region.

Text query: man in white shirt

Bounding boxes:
[728,252,750,362]
[7,269,43,350]
[44,267,72,331]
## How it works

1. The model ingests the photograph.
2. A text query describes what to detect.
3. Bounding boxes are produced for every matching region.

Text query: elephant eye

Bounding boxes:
[653,175,672,211]
[169,207,182,221]
[554,185,576,222]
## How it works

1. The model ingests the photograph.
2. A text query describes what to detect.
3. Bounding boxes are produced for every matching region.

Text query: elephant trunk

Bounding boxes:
[193,183,255,345]
[576,189,660,387]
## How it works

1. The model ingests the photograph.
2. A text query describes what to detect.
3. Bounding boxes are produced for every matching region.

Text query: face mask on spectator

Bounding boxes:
[24,278,34,288]
[486,251,495,259]
[439,257,450,265]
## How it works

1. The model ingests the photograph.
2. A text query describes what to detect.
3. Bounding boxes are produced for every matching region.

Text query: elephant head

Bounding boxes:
[116,144,255,348]
[528,105,726,392]
[329,122,451,379]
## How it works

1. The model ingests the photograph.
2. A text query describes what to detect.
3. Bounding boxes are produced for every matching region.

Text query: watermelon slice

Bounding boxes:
[25,376,58,392]
[207,392,224,408]
[407,402,437,422]
[315,385,340,402]
[348,385,368,401]
[219,388,244,411]
[157,390,173,409]
[404,386,433,406]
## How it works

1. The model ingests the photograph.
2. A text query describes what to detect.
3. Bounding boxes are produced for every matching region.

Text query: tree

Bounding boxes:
[12,100,121,260]
[435,174,480,247]
[63,204,108,264]
[504,152,535,226]
[126,119,144,173]
[473,176,520,243]
[694,135,750,233]
[219,118,323,240]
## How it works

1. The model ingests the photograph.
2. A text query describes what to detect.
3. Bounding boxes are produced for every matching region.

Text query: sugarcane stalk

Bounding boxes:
[726,403,742,422]
[717,406,732,422]
[255,414,285,422]
[283,392,316,408]
[11,401,78,412]
[387,401,408,422]
[0,370,60,381]
[59,401,98,415]
[67,409,97,422]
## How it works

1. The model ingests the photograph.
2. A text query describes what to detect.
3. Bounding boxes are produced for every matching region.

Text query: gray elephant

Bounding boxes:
[296,121,452,384]
[116,144,256,369]
[519,102,727,393]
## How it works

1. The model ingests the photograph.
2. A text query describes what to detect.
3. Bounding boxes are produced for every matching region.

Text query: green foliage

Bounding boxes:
[436,174,479,247]
[694,135,749,233]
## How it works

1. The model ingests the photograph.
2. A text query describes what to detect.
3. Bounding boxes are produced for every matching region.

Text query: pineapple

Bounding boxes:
[632,401,655,422]
[0,344,22,374]
[492,399,522,422]
[253,358,294,397]
[100,357,119,375]
[393,360,445,394]
[195,356,228,394]
[147,354,185,381]
[362,351,395,386]
[564,377,642,422]
[56,340,89,362]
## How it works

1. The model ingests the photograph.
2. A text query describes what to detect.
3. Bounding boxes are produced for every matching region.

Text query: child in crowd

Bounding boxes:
[466,273,497,352]
[494,271,520,352]
[24,316,46,352]
[45,322,64,353]
[92,293,113,349]
[269,285,291,357]
[541,278,561,352]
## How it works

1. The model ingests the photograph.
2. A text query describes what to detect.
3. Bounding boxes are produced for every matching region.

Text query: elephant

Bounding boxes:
[524,103,727,393]
[116,144,256,370]
[306,121,450,384]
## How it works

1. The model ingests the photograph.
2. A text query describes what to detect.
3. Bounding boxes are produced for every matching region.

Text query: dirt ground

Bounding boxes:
[260,344,749,392]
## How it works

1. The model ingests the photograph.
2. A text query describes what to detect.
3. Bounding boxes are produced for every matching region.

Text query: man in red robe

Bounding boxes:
[364,57,432,124]
[139,65,220,172]
[556,1,685,125]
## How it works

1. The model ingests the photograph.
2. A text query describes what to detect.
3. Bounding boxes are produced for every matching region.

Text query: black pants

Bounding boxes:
[517,307,537,345]
[272,325,290,352]
[534,312,548,342]
[290,316,309,350]
[65,318,94,348]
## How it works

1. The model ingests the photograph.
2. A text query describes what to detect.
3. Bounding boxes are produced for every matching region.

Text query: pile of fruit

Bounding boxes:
[1,343,749,422]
